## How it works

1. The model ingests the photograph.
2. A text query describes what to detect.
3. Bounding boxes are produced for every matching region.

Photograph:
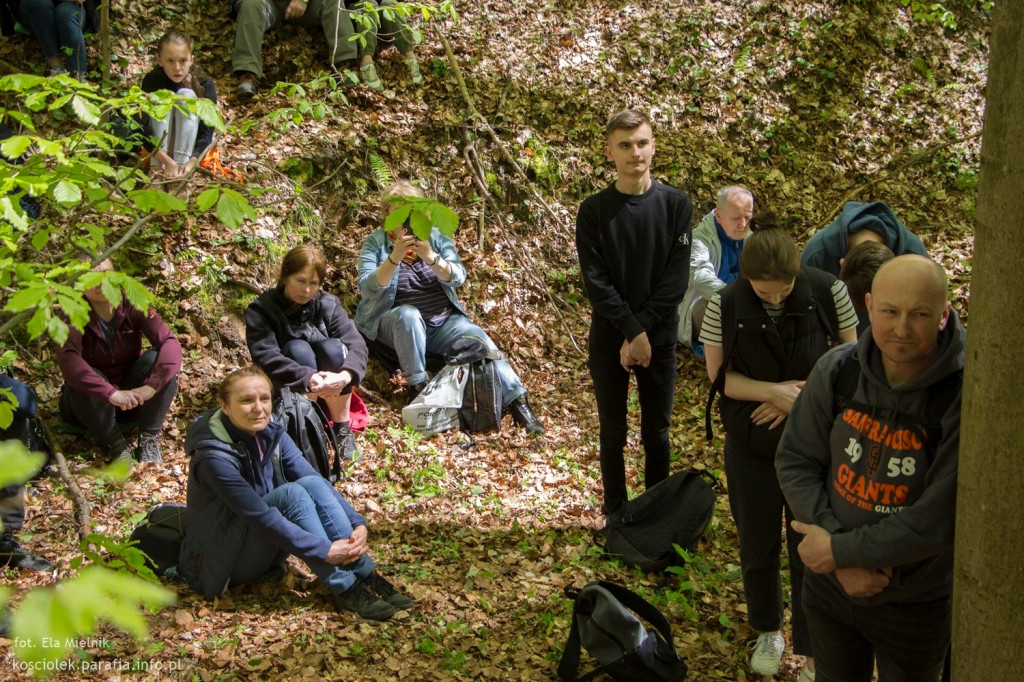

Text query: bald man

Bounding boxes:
[775,255,964,682]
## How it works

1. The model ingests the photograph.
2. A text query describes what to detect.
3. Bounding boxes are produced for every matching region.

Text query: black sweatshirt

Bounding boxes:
[576,180,693,347]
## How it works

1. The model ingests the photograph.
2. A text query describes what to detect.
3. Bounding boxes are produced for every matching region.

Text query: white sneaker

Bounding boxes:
[749,631,785,675]
[797,666,815,682]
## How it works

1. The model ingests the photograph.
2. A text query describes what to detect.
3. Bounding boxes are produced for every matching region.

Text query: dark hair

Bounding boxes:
[605,110,652,139]
[217,366,271,405]
[155,30,210,97]
[840,241,895,309]
[740,212,801,282]
[277,245,327,288]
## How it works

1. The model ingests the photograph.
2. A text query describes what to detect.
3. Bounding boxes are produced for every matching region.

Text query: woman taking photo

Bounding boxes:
[700,214,858,680]
[246,245,367,459]
[180,366,412,621]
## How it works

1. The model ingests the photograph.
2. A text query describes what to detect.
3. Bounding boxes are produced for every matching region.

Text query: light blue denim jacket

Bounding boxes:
[354,227,468,340]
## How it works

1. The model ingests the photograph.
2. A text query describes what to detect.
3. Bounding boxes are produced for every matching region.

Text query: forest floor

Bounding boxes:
[0,0,987,680]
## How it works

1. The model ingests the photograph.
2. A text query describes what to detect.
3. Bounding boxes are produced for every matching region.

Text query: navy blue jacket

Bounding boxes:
[179,409,365,600]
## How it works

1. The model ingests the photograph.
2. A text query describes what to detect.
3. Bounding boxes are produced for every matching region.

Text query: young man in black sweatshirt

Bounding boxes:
[575,110,692,514]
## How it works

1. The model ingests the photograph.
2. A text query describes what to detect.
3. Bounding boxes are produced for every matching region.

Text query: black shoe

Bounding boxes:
[364,571,415,610]
[507,397,545,434]
[236,72,258,98]
[0,607,10,637]
[333,583,396,621]
[0,532,53,573]
[332,421,357,460]
[137,433,163,464]
[104,438,135,465]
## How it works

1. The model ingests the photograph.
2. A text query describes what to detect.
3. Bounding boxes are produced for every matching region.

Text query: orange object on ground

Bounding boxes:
[199,147,244,182]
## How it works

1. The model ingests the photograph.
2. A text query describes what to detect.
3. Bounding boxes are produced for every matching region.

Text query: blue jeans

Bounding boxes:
[803,571,950,682]
[376,307,526,405]
[232,476,375,595]
[19,0,87,73]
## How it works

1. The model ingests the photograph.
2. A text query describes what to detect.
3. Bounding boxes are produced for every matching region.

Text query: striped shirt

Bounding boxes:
[393,257,456,328]
[699,279,857,347]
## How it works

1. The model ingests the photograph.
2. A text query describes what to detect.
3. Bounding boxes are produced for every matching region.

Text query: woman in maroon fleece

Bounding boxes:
[56,259,181,464]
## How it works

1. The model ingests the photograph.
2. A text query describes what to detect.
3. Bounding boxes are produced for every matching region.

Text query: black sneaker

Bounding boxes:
[104,438,135,465]
[332,421,357,460]
[507,397,545,435]
[364,571,415,610]
[0,532,53,572]
[137,433,163,464]
[333,583,396,621]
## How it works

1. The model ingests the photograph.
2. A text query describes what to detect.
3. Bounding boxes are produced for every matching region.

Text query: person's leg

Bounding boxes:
[169,88,200,165]
[53,1,86,75]
[232,0,282,79]
[120,351,177,463]
[426,315,526,405]
[803,572,875,682]
[18,0,63,70]
[376,305,429,386]
[59,383,125,454]
[262,480,375,591]
[148,110,174,164]
[869,598,950,682]
[377,0,413,54]
[785,501,813,658]
[632,344,676,491]
[588,343,630,513]
[724,437,785,634]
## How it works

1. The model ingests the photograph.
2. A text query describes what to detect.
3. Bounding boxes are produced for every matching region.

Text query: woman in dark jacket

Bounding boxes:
[180,366,412,621]
[245,245,367,459]
[699,215,858,680]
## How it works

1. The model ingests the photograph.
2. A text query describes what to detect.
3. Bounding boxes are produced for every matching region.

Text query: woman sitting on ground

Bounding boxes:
[179,366,412,621]
[354,180,543,434]
[245,244,367,458]
[139,30,218,179]
[14,0,98,80]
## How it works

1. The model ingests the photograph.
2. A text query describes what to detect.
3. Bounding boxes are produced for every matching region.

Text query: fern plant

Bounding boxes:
[369,153,394,189]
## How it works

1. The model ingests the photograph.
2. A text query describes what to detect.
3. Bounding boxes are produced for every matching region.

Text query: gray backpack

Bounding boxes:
[558,581,688,681]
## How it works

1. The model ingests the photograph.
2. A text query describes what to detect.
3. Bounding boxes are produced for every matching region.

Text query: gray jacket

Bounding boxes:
[677,210,744,346]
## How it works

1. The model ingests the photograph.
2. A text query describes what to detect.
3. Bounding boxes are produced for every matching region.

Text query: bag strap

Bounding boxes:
[804,268,842,347]
[557,586,585,682]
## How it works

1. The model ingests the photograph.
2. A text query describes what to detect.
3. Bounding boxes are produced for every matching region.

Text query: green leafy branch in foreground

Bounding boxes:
[384,194,460,240]
[0,73,256,345]
[900,0,993,30]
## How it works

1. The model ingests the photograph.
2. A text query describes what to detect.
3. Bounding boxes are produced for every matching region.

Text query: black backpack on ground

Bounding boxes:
[558,580,688,682]
[129,502,187,577]
[272,387,341,482]
[603,471,716,572]
[445,337,503,434]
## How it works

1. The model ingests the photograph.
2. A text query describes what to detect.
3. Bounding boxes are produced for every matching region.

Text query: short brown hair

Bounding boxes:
[740,212,801,282]
[277,244,326,288]
[605,110,652,139]
[217,365,271,405]
[840,241,895,309]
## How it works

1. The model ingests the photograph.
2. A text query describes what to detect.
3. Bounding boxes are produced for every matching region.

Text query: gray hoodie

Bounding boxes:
[776,313,965,605]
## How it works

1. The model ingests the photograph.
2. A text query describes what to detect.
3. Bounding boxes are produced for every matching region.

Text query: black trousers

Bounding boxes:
[588,341,676,512]
[59,350,177,446]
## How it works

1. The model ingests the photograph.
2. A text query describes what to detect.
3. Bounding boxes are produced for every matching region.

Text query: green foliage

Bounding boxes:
[0,441,44,490]
[369,153,394,189]
[9,565,175,672]
[383,195,460,240]
[900,0,993,30]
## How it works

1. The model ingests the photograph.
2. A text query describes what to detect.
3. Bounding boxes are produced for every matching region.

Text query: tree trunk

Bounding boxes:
[952,1,1024,679]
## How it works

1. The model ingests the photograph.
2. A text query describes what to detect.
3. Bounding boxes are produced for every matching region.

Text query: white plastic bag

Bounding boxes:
[401,364,469,435]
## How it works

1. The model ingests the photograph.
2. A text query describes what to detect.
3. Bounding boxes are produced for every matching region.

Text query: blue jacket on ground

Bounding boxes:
[179,408,366,600]
[801,201,929,277]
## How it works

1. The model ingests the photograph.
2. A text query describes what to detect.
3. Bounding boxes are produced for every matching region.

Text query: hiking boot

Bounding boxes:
[105,438,135,465]
[0,532,53,573]
[333,583,396,621]
[405,56,423,85]
[749,631,785,675]
[364,571,415,610]
[332,421,357,460]
[236,72,258,98]
[359,62,384,92]
[48,65,68,78]
[137,432,163,464]
[507,397,545,434]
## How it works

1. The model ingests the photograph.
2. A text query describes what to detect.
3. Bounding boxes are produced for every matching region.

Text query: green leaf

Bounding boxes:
[428,202,460,236]
[384,205,412,232]
[52,179,82,205]
[3,285,48,313]
[0,442,45,488]
[0,134,31,159]
[31,228,50,251]
[70,94,101,125]
[216,188,256,228]
[120,275,154,313]
[196,187,219,211]
[129,188,187,213]
[195,98,225,133]
[410,210,433,240]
